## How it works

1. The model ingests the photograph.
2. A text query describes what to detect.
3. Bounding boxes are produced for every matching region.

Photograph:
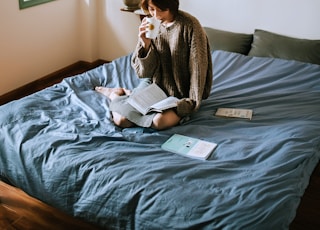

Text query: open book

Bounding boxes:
[127,83,179,115]
[161,134,218,160]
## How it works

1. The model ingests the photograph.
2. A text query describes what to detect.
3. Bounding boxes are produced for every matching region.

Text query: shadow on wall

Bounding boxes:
[98,0,141,60]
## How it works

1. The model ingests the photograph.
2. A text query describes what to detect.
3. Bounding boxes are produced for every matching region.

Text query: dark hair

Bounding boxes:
[140,0,179,16]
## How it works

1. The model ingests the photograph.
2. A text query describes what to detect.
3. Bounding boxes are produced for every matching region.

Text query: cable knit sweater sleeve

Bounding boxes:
[176,15,212,117]
[131,41,160,78]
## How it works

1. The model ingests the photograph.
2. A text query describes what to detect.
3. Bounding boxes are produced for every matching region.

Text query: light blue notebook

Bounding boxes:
[161,134,217,160]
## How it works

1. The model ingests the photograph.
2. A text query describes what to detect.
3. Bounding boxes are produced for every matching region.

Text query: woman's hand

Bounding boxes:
[138,17,151,50]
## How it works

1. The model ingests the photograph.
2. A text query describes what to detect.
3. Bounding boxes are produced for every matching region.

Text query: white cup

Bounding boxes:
[145,17,161,39]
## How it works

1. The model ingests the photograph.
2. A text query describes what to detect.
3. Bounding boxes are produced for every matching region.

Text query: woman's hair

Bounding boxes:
[140,0,179,16]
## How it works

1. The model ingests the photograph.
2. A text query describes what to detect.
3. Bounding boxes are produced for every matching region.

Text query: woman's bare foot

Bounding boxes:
[96,87,131,100]
[95,86,124,97]
[122,88,131,95]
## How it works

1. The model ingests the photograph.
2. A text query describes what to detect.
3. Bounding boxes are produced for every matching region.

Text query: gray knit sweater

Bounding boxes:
[131,11,213,117]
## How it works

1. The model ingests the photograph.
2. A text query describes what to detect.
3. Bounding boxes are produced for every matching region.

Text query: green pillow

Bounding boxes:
[203,27,253,55]
[248,29,320,65]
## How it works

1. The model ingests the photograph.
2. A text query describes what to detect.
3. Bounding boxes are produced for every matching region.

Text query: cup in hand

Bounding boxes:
[145,17,161,39]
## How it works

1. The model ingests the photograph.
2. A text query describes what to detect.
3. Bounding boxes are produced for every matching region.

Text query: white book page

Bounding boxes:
[128,83,168,115]
[187,140,218,159]
[215,108,253,120]
[150,96,179,111]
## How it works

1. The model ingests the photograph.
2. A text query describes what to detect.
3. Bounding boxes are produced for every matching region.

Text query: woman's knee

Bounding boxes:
[112,112,134,128]
[152,110,181,130]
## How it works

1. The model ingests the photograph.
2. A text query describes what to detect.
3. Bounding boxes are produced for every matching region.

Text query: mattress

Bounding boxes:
[1,50,319,229]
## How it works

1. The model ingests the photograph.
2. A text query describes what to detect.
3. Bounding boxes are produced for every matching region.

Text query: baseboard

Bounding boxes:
[0,59,108,105]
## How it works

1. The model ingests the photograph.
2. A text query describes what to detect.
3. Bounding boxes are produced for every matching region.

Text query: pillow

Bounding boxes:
[203,27,253,55]
[248,29,320,65]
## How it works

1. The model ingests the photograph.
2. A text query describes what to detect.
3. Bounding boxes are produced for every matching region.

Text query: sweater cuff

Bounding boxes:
[176,99,196,117]
[136,41,150,58]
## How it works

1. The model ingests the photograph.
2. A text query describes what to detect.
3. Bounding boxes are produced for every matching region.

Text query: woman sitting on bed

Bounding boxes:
[95,0,212,130]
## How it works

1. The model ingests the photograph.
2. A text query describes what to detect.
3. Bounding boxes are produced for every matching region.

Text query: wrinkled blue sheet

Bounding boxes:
[1,51,320,229]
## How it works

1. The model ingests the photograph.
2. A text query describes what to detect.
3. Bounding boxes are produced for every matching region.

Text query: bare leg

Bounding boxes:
[95,86,134,128]
[151,109,181,130]
[112,111,135,128]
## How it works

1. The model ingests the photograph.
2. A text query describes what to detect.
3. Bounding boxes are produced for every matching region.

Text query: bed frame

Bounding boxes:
[0,181,100,229]
[1,1,320,228]
[0,57,319,230]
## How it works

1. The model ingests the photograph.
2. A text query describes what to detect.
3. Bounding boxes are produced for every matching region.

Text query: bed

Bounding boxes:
[1,28,320,229]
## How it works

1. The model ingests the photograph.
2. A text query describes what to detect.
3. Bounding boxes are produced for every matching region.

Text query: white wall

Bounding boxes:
[0,0,88,95]
[78,0,99,62]
[1,0,320,95]
[179,0,320,39]
[97,0,141,61]
[99,0,320,60]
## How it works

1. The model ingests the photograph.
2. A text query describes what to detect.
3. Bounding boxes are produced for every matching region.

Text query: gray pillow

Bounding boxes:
[248,29,320,65]
[203,27,253,55]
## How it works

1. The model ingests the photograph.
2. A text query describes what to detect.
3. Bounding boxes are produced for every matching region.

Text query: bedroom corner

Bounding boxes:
[0,0,142,97]
[96,0,141,61]
[0,0,82,95]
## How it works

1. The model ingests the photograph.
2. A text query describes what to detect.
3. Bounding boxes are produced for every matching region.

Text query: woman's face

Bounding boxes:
[148,1,172,22]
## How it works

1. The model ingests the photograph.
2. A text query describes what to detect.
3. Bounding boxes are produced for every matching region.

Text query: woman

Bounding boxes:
[96,0,212,130]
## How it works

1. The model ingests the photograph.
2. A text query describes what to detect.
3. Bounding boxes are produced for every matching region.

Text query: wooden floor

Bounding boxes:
[0,60,319,229]
[0,181,101,230]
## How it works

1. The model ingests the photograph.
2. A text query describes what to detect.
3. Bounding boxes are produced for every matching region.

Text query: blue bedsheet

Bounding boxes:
[1,51,320,229]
